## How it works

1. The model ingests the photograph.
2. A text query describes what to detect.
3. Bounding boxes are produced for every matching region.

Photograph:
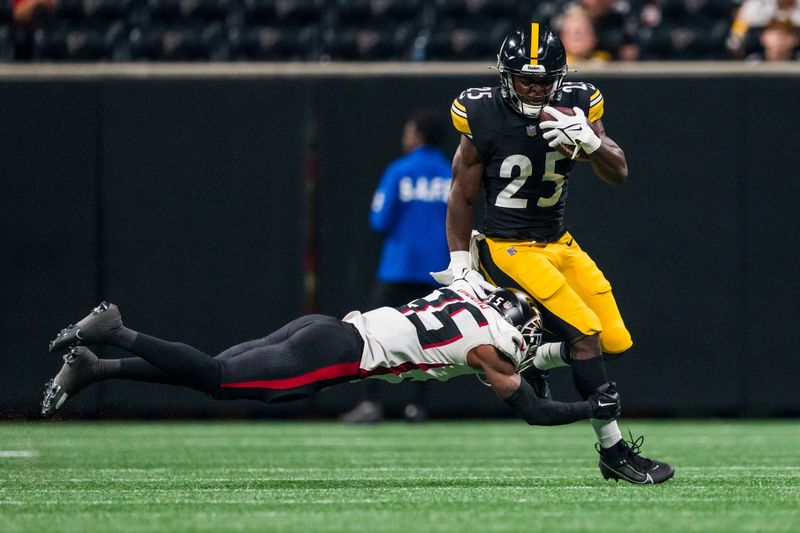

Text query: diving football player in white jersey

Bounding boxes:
[44,281,620,429]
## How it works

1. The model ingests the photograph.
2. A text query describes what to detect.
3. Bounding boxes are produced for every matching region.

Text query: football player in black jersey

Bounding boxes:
[443,23,674,484]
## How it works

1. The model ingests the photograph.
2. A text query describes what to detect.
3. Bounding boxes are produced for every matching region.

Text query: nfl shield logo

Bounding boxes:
[526,125,537,137]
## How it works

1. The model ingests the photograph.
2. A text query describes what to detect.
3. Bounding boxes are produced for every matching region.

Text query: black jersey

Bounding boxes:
[450,82,605,241]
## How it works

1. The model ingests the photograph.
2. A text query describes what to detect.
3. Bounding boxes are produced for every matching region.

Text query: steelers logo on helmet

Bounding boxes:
[483,288,543,372]
[497,23,568,118]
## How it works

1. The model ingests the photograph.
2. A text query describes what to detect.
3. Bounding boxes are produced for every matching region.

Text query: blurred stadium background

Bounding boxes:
[0,1,799,421]
[3,0,798,61]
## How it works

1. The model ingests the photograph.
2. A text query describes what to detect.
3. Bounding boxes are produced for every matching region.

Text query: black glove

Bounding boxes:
[588,381,621,420]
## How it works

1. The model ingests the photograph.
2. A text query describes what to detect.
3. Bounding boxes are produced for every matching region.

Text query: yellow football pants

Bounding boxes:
[477,232,632,355]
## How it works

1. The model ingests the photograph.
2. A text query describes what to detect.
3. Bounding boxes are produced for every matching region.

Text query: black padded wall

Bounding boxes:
[2,72,798,418]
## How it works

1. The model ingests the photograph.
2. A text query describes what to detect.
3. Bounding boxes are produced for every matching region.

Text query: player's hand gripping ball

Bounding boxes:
[539,107,590,160]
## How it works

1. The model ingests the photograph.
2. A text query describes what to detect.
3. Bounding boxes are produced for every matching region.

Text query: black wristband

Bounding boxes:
[505,378,592,426]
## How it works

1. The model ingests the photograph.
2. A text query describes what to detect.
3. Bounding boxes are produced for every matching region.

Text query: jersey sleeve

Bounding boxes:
[587,84,604,123]
[498,332,525,370]
[450,94,472,139]
[488,317,526,370]
[450,88,497,159]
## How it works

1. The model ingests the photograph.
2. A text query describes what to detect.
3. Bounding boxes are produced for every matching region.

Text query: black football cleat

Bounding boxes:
[597,433,675,484]
[41,346,99,417]
[49,301,123,353]
[523,367,552,400]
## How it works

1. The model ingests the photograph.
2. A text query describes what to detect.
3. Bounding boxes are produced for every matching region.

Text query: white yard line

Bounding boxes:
[0,450,37,458]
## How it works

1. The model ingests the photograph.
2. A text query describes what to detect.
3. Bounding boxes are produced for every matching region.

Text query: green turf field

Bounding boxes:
[1,420,798,533]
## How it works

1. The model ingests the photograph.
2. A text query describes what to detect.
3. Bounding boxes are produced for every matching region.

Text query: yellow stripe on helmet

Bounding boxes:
[530,23,540,65]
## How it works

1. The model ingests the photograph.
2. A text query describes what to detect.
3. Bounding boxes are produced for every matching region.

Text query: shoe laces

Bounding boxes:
[622,431,654,469]
[596,430,654,469]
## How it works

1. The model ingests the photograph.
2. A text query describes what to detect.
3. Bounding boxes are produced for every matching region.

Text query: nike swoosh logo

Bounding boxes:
[597,401,616,407]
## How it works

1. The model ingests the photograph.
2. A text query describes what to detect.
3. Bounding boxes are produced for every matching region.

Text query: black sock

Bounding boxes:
[111,327,137,351]
[128,333,222,392]
[96,357,180,385]
[601,438,631,459]
[571,356,609,400]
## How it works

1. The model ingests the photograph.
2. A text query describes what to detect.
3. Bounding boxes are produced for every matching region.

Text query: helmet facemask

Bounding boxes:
[515,309,543,373]
[475,305,543,387]
[476,288,545,387]
[498,62,567,119]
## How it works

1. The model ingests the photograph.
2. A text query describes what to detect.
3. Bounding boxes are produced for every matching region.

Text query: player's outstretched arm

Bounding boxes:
[586,119,628,186]
[467,345,613,426]
[447,135,484,252]
[435,136,495,297]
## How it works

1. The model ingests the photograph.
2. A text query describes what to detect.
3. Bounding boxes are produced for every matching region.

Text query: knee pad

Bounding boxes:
[600,326,633,356]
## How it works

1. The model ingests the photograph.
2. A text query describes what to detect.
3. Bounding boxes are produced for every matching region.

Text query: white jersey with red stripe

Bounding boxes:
[343,281,526,383]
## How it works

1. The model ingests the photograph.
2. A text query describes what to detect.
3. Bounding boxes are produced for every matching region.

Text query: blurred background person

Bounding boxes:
[557,6,611,63]
[12,0,53,26]
[747,18,800,60]
[728,0,800,57]
[12,0,55,59]
[339,108,451,425]
[560,0,641,60]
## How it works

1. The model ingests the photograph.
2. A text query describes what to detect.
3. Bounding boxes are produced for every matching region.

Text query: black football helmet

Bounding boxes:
[497,23,568,118]
[483,287,543,372]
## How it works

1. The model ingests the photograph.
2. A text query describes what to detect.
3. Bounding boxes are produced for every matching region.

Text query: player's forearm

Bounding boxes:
[448,137,484,251]
[504,378,592,426]
[445,198,473,251]
[476,349,590,425]
[588,137,628,186]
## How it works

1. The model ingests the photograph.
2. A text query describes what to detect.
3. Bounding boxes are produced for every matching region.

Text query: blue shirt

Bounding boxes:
[370,146,452,284]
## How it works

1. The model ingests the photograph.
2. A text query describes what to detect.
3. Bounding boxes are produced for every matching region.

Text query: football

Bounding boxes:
[539,106,588,160]
[539,106,576,123]
[556,143,587,160]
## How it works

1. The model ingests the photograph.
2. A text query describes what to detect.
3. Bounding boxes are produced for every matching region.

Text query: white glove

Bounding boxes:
[448,251,495,299]
[449,278,479,298]
[539,106,602,157]
[457,268,496,299]
[431,251,495,298]
[431,250,468,286]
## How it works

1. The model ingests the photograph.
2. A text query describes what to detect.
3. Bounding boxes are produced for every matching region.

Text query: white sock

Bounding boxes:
[533,342,570,370]
[591,419,623,449]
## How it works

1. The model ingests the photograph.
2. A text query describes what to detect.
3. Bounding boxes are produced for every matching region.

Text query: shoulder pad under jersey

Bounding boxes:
[559,81,605,123]
[450,87,500,139]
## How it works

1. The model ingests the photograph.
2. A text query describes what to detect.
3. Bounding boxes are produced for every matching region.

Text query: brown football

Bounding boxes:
[539,106,575,123]
[539,107,588,160]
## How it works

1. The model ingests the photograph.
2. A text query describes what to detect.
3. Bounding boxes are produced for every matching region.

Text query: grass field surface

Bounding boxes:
[1,420,798,533]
